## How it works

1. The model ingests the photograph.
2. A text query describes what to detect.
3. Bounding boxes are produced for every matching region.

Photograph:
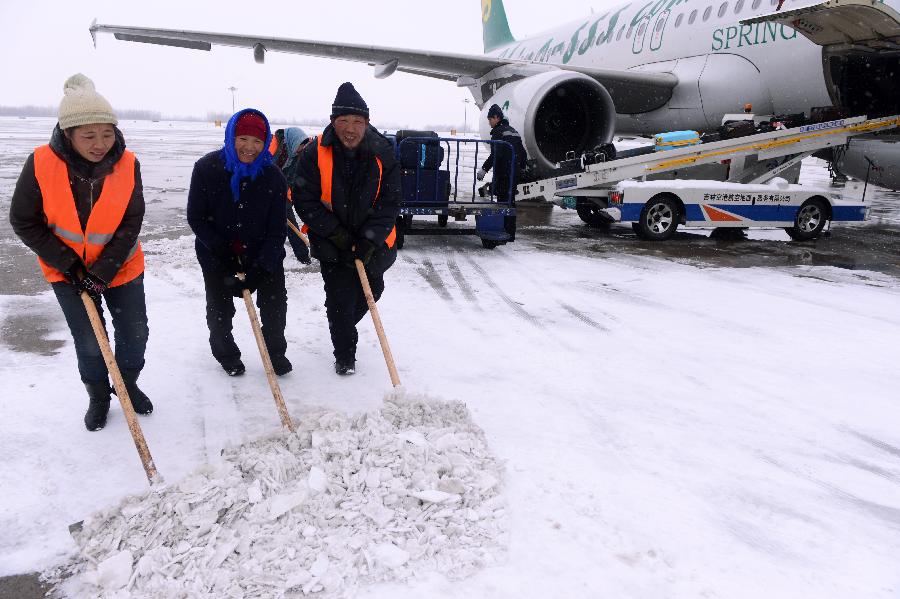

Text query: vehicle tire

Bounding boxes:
[785,197,829,241]
[576,200,612,228]
[438,214,448,227]
[481,239,500,249]
[636,194,680,240]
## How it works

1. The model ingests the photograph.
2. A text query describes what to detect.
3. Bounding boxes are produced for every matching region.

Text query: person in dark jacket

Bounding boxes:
[476,104,528,202]
[292,82,401,376]
[9,73,153,431]
[276,127,312,266]
[187,108,292,377]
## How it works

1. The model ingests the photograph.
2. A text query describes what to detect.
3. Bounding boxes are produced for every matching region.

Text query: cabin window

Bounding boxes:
[656,19,665,31]
[675,13,684,26]
[689,9,698,23]
[734,0,745,13]
[770,0,778,5]
[703,6,712,20]
[752,0,762,8]
[626,25,634,38]
[638,23,648,37]
[718,2,728,17]
[617,25,625,40]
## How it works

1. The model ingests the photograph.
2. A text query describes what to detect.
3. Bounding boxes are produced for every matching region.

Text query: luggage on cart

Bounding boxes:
[654,130,700,151]
[395,129,444,169]
[719,120,756,140]
[399,142,444,169]
[809,106,852,124]
[401,169,451,204]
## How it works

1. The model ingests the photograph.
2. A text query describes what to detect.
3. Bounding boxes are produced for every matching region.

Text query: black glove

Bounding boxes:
[241,267,263,294]
[353,239,377,266]
[62,263,87,286]
[78,271,108,298]
[294,244,312,265]
[328,226,353,252]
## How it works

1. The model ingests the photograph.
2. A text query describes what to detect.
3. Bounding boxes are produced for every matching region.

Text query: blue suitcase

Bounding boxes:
[654,130,700,151]
[401,169,451,204]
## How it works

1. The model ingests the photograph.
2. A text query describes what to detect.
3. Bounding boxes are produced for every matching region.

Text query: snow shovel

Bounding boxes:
[80,292,160,485]
[286,219,310,248]
[354,259,401,387]
[237,273,296,432]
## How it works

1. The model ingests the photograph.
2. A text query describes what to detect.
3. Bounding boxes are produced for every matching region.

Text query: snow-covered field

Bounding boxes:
[1,117,899,598]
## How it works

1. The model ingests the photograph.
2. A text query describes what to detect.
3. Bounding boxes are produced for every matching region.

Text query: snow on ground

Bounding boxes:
[1,118,900,598]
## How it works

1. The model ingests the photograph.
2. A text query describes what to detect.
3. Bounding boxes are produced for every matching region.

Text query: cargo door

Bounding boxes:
[742,0,900,117]
[741,0,900,51]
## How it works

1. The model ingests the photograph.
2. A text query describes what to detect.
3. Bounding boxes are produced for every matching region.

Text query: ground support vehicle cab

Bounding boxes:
[604,178,867,241]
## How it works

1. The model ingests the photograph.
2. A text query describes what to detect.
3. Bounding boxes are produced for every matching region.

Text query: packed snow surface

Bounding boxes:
[54,391,505,598]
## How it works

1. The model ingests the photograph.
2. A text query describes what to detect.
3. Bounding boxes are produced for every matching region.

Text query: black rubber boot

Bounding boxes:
[84,381,111,431]
[120,369,153,415]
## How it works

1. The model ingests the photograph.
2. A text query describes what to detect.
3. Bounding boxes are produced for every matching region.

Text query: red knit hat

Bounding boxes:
[235,112,266,141]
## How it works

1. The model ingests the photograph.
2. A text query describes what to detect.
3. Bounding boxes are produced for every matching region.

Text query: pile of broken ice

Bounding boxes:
[53,391,506,597]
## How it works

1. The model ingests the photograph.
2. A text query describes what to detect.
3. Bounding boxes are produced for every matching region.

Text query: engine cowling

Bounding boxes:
[480,70,616,175]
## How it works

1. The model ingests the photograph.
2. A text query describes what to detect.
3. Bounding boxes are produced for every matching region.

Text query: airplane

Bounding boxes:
[90,0,900,189]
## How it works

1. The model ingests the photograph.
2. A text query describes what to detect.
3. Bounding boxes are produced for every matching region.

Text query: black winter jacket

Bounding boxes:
[291,124,400,272]
[9,125,144,284]
[187,150,287,274]
[481,119,527,181]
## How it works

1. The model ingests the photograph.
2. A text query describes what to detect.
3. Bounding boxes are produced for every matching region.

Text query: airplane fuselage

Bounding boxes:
[485,0,892,135]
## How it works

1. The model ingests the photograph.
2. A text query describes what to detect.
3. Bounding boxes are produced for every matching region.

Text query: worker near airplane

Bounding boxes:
[476,104,528,203]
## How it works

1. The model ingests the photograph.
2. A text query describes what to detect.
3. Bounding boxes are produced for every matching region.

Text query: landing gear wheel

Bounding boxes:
[635,195,679,241]
[576,201,612,228]
[785,197,828,241]
[438,214,448,227]
[481,239,500,249]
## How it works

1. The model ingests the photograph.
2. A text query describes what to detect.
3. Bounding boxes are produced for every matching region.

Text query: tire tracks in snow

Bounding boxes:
[416,258,454,303]
[461,255,545,329]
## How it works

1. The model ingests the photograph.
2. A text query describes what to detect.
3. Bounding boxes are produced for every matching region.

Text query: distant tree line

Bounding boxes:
[1,105,464,132]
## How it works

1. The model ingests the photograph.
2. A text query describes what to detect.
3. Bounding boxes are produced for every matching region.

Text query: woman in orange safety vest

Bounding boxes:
[9,74,153,432]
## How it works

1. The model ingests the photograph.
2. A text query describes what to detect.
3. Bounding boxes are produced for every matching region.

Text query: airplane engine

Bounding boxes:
[480,70,616,174]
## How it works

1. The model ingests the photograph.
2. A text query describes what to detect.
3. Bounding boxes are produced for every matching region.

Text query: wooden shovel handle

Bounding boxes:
[238,279,295,432]
[80,292,160,485]
[355,259,401,387]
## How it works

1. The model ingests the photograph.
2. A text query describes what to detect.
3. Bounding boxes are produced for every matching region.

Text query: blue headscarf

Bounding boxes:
[282,126,309,174]
[221,108,274,202]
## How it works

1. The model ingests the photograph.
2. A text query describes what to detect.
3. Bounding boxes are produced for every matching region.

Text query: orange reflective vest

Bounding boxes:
[315,136,396,248]
[268,136,278,156]
[33,145,145,286]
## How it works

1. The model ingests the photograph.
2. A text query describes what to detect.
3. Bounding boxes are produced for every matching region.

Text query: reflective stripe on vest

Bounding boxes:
[315,136,395,248]
[32,145,145,286]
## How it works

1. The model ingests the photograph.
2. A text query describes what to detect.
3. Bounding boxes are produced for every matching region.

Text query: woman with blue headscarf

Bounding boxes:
[187,109,292,377]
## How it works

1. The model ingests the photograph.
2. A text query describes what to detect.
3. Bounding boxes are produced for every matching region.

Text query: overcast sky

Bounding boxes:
[0,0,602,128]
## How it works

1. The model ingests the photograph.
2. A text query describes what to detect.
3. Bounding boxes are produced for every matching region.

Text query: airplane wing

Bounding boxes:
[89,22,677,109]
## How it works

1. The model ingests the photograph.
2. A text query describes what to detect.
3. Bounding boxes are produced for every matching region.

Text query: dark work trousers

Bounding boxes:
[200,267,288,363]
[51,274,149,384]
[286,202,310,262]
[320,261,385,362]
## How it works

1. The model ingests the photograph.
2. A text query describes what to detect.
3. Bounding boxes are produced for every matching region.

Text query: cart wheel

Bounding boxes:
[481,239,500,249]
[504,215,516,242]
[576,200,612,228]
[395,216,406,250]
[785,197,829,241]
[438,214,448,227]
[636,194,680,241]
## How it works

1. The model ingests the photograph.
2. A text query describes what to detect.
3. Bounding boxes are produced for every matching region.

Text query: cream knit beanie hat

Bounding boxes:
[58,73,118,130]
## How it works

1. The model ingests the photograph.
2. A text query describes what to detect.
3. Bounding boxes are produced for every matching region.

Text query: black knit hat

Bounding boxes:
[487,103,503,119]
[331,82,369,119]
